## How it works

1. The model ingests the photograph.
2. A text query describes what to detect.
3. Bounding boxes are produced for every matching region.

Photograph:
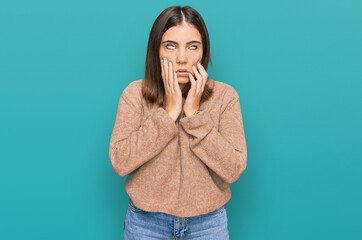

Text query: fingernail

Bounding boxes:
[197,61,200,65]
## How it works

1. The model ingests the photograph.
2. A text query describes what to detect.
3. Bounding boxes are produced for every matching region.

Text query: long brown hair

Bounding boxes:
[142,5,214,107]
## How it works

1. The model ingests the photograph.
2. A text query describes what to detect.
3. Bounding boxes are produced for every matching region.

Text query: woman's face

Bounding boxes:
[159,22,203,87]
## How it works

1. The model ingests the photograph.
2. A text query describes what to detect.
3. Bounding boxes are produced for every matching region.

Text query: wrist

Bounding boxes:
[185,109,200,117]
[193,110,201,116]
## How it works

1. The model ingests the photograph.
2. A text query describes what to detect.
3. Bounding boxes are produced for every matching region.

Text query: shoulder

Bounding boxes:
[117,79,144,108]
[121,79,143,96]
[209,78,240,100]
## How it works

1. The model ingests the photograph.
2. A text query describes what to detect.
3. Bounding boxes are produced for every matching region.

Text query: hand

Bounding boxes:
[183,61,208,117]
[160,57,182,122]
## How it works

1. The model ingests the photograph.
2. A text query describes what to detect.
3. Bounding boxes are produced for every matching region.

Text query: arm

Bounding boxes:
[180,89,247,184]
[109,83,178,177]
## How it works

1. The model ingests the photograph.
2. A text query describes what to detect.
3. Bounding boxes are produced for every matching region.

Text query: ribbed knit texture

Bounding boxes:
[109,79,247,217]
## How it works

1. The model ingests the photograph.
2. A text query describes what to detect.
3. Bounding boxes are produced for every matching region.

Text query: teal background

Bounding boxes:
[1,0,361,239]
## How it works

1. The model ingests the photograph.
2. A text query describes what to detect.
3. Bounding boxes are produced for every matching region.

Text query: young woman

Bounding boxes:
[109,5,247,239]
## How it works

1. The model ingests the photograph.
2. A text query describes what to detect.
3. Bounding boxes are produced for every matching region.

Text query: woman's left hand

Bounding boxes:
[183,61,208,117]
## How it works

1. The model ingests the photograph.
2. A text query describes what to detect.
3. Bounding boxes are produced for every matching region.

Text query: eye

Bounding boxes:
[190,45,198,50]
[166,44,175,49]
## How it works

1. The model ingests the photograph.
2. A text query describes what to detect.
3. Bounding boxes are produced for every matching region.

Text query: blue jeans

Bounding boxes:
[123,199,229,239]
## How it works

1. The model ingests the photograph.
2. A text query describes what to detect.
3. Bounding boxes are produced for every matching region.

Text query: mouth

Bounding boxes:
[176,69,190,77]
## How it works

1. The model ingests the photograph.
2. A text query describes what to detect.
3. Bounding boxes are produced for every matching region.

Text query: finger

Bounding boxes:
[188,72,196,95]
[197,61,208,78]
[168,61,174,92]
[197,61,208,92]
[161,59,166,89]
[192,64,203,94]
[174,72,180,93]
[163,57,169,92]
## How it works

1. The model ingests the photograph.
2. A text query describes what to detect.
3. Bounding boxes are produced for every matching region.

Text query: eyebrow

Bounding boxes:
[161,40,201,45]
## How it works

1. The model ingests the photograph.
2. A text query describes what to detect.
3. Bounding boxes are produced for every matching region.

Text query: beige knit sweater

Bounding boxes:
[109,78,247,217]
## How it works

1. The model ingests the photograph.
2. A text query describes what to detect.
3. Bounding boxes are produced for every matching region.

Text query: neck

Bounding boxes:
[179,83,186,91]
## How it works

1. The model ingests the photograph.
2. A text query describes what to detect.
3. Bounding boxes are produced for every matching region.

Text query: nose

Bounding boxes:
[176,48,187,64]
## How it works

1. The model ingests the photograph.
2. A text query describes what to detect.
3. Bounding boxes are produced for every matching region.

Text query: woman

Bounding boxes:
[109,5,247,239]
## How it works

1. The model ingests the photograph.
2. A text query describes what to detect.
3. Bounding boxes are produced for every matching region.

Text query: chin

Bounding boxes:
[178,80,190,84]
[178,79,190,84]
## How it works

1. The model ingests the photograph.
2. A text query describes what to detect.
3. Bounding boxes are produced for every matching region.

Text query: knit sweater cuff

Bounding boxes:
[152,107,178,136]
[180,109,214,138]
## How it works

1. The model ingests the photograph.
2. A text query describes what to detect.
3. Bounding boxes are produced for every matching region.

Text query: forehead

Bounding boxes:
[161,22,201,42]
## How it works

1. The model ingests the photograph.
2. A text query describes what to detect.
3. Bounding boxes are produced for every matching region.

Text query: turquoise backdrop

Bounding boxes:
[1,0,361,239]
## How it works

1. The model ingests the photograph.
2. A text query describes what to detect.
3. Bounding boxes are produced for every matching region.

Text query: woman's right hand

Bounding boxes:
[161,57,182,122]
